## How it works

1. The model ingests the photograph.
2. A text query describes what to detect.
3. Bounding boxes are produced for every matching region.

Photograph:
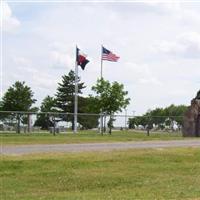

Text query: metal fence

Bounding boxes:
[0,111,183,134]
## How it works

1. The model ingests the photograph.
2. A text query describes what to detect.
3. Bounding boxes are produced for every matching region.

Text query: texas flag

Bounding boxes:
[76,47,89,70]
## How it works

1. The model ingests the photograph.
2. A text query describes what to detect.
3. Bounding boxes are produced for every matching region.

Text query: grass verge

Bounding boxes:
[1,148,200,199]
[0,131,185,145]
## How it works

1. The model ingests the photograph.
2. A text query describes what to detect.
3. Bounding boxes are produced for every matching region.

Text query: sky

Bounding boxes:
[1,0,200,115]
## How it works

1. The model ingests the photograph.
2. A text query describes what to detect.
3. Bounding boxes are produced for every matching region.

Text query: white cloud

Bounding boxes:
[139,77,162,85]
[1,1,20,33]
[48,42,74,68]
[117,62,162,86]
[154,40,185,54]
[144,1,181,12]
[50,50,73,68]
[137,2,200,24]
[154,32,200,58]
[13,56,32,68]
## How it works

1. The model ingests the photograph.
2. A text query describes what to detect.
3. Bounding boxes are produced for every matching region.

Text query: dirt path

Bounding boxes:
[1,140,200,155]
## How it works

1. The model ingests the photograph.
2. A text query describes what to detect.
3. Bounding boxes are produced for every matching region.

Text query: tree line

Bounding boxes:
[128,104,188,133]
[128,90,200,134]
[0,70,130,133]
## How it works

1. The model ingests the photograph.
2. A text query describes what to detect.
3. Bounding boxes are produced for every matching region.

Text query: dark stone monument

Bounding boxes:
[182,90,200,137]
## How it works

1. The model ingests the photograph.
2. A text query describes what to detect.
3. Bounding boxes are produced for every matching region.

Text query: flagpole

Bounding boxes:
[100,45,103,135]
[101,45,103,80]
[74,46,78,133]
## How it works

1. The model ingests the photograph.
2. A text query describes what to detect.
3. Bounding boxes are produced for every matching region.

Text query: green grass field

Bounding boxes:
[0,131,184,145]
[1,148,200,200]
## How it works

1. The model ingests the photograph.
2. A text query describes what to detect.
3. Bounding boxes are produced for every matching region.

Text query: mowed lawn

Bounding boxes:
[1,148,200,200]
[1,131,184,145]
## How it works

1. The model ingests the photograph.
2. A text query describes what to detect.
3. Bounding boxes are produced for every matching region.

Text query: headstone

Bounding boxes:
[182,90,200,137]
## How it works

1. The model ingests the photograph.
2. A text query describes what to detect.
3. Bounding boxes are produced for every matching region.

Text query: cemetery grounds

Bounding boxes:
[1,131,200,199]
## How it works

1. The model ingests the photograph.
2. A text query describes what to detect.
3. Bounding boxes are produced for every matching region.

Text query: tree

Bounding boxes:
[163,104,188,126]
[78,96,100,129]
[34,96,57,129]
[1,81,36,133]
[92,78,130,134]
[55,70,86,129]
[128,104,188,131]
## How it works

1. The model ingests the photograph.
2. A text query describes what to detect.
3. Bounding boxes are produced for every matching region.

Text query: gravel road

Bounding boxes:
[1,140,200,155]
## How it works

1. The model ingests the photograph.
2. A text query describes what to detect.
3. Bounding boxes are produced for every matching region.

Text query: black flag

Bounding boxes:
[76,48,89,70]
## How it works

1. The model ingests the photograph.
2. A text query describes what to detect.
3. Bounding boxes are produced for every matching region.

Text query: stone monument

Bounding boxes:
[182,90,200,137]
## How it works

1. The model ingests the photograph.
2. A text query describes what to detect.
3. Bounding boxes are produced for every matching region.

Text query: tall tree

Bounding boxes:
[92,78,130,134]
[78,96,100,129]
[55,70,86,129]
[34,96,57,129]
[1,81,36,133]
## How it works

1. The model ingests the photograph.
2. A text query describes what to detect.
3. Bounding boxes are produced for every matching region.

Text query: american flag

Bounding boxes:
[102,46,120,62]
